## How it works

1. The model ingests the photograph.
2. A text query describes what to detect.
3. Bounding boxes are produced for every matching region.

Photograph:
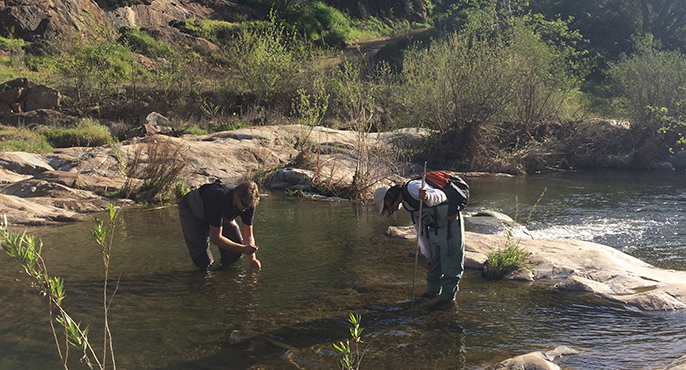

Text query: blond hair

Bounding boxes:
[236,181,260,207]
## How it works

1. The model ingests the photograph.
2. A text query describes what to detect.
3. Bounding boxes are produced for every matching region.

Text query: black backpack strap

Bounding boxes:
[401,181,420,212]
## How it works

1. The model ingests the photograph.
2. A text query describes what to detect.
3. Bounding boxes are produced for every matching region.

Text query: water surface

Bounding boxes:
[1,170,685,370]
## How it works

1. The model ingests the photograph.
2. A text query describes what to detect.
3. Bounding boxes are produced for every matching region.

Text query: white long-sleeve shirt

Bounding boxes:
[402,179,447,258]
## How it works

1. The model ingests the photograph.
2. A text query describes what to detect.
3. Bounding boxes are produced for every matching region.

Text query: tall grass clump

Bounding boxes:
[118,27,174,59]
[0,204,119,369]
[482,243,532,281]
[482,188,546,280]
[124,137,188,203]
[39,118,114,148]
[0,125,54,153]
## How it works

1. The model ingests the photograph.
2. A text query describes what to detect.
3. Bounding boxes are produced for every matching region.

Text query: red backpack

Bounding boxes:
[402,171,470,219]
[425,171,470,217]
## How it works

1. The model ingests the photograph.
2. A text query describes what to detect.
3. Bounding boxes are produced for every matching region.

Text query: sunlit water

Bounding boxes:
[1,169,685,370]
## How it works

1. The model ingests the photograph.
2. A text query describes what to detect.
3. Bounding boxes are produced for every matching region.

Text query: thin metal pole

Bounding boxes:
[411,161,427,307]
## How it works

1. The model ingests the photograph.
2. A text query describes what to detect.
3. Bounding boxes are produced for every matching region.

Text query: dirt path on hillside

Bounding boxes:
[341,28,427,60]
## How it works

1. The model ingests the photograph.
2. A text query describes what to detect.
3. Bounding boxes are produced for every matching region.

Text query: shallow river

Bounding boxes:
[1,169,685,370]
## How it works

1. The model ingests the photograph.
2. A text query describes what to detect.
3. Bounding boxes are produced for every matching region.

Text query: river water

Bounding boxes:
[1,169,685,370]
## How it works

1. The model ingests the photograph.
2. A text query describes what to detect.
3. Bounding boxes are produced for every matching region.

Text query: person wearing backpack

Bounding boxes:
[374,172,468,311]
[178,180,261,270]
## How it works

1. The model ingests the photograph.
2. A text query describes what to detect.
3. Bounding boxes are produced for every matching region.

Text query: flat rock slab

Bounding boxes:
[386,222,686,311]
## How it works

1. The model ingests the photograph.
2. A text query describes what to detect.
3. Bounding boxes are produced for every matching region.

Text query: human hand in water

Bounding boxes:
[249,256,261,269]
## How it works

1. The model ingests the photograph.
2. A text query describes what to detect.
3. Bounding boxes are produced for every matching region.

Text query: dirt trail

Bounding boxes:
[342,28,426,60]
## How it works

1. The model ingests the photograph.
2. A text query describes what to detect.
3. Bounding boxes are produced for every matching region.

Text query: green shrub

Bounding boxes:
[119,27,173,58]
[223,18,314,107]
[0,125,54,153]
[391,17,586,169]
[0,36,26,50]
[608,35,686,126]
[39,118,114,148]
[283,1,352,46]
[504,21,585,131]
[183,19,241,45]
[51,39,135,102]
[178,124,208,136]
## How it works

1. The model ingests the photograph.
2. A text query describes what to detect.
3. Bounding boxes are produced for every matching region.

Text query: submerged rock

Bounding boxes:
[485,345,579,370]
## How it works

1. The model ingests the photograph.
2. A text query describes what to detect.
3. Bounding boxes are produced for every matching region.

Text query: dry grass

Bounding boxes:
[123,136,188,203]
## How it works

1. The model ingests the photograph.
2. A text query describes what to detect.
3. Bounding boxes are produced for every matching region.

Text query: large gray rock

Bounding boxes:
[0,152,53,175]
[267,168,314,191]
[465,232,686,311]
[0,193,82,225]
[668,151,686,170]
[485,346,578,370]
[23,84,60,111]
[466,211,515,234]
[661,355,686,370]
[0,78,60,115]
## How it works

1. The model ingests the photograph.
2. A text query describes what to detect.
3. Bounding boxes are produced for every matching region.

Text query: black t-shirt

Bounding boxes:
[198,182,255,228]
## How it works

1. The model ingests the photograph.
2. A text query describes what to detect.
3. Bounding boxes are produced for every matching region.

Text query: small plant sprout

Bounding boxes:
[0,203,120,370]
[333,313,367,370]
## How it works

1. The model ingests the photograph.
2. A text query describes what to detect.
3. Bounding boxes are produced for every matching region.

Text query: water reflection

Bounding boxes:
[1,171,686,369]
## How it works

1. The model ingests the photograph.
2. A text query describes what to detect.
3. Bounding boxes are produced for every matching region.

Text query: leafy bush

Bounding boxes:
[392,17,586,170]
[39,118,114,148]
[504,20,585,132]
[183,19,242,45]
[608,35,686,126]
[119,27,173,58]
[49,37,135,103]
[0,125,54,153]
[0,36,26,50]
[223,18,315,107]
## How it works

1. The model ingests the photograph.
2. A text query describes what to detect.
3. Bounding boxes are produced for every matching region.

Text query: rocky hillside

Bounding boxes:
[0,0,260,44]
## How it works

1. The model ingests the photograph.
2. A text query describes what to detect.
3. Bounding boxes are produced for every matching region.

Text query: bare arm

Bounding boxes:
[407,180,447,206]
[209,225,257,255]
[242,223,261,269]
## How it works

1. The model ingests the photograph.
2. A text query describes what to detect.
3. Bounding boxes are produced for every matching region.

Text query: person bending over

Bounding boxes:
[374,178,465,311]
[178,180,261,270]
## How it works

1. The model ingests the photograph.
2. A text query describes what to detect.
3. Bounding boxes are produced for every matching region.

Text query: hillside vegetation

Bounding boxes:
[1,0,685,174]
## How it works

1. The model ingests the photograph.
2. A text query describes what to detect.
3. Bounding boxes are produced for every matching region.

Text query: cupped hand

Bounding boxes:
[249,257,261,269]
[243,244,258,254]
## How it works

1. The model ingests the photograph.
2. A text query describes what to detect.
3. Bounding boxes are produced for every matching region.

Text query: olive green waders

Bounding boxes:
[423,203,465,302]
